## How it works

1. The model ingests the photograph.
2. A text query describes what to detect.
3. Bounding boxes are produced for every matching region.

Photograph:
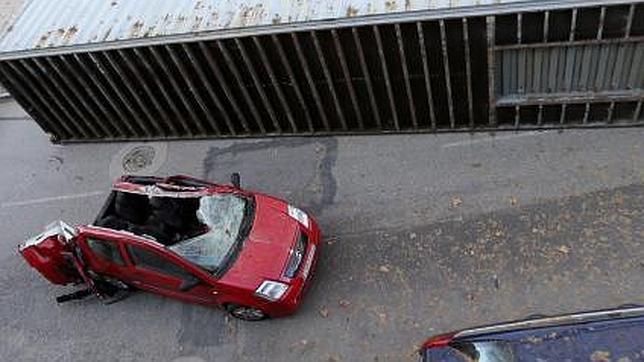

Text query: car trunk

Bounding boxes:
[19,221,80,285]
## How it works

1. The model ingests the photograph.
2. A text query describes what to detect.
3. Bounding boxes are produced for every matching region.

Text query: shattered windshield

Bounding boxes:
[169,194,252,273]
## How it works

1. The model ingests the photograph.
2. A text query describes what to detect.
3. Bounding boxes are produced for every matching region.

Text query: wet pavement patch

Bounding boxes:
[203,137,338,216]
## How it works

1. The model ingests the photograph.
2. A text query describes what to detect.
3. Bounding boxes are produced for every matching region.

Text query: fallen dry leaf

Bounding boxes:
[451,197,463,208]
[319,306,329,318]
[557,245,571,255]
[613,194,625,206]
[290,339,314,351]
[325,236,339,245]
[408,345,421,357]
[376,312,387,325]
[590,350,611,362]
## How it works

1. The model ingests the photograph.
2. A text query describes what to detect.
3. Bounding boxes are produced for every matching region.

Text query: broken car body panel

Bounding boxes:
[19,175,322,319]
[19,221,80,285]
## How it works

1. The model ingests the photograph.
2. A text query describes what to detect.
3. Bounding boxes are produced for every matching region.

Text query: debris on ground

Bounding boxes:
[556,245,571,255]
[325,236,339,245]
[376,312,387,325]
[590,350,611,362]
[319,306,329,318]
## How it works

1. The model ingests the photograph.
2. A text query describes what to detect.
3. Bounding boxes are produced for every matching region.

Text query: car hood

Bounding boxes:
[219,193,299,290]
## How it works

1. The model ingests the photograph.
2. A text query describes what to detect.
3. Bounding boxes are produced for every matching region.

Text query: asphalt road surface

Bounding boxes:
[1,99,643,361]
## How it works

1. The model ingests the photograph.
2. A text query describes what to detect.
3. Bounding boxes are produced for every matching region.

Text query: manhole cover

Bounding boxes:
[122,145,156,172]
[109,142,167,180]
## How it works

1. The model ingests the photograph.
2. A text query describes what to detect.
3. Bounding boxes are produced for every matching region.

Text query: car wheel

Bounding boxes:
[226,304,267,321]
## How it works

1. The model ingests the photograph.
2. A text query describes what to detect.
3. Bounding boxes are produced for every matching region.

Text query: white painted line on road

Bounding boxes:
[1,191,104,208]
[442,130,552,148]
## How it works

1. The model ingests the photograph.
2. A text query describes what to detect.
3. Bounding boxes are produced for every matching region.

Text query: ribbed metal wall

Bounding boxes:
[493,4,644,126]
[0,0,535,54]
[498,43,643,97]
[0,2,641,141]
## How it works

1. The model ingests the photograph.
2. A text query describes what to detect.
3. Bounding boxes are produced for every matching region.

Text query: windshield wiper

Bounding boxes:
[239,198,255,236]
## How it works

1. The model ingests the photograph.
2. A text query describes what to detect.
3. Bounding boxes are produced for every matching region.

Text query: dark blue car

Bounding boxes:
[420,306,644,361]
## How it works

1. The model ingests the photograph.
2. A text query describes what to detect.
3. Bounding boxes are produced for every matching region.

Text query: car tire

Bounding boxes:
[226,304,268,321]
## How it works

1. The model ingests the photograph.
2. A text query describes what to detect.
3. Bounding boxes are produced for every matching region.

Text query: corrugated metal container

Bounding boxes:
[0,0,642,142]
[0,0,27,97]
[0,0,26,34]
[0,0,626,58]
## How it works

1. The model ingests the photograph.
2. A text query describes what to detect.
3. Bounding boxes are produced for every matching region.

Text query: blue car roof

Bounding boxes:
[423,307,644,362]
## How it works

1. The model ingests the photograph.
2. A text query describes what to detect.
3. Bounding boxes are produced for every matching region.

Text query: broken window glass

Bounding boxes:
[169,194,248,272]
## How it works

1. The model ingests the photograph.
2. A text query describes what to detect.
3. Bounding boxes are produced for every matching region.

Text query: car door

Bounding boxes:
[122,242,218,306]
[78,232,130,280]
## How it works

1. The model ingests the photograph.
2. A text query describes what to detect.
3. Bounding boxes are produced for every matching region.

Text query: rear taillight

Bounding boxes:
[421,332,456,350]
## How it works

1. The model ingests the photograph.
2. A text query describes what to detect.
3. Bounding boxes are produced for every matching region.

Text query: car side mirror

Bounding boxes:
[230,172,241,188]
[179,275,201,292]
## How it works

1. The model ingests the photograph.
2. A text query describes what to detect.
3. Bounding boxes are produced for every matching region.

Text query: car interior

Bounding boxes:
[94,191,206,245]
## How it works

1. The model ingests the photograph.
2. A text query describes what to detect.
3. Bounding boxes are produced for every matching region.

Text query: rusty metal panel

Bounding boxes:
[0,0,638,59]
[0,0,27,97]
[0,0,27,34]
[0,0,533,55]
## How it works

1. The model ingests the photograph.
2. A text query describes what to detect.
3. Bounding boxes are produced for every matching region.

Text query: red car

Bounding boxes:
[19,174,321,321]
